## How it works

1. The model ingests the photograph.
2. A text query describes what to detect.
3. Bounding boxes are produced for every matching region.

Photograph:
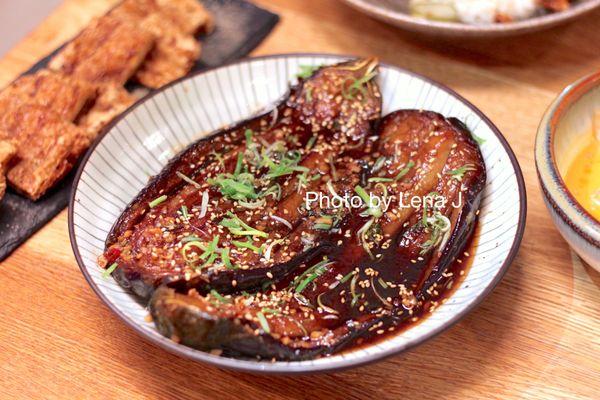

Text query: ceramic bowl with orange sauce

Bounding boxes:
[536,72,600,270]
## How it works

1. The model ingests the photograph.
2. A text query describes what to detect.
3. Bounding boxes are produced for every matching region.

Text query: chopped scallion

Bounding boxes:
[102,262,118,278]
[180,205,189,221]
[176,171,201,189]
[149,195,167,208]
[395,160,415,181]
[210,289,230,303]
[256,311,270,333]
[232,238,262,254]
[219,212,268,238]
[296,64,320,79]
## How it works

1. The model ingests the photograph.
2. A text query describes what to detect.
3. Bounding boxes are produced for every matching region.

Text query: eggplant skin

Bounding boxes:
[149,287,328,361]
[111,267,156,302]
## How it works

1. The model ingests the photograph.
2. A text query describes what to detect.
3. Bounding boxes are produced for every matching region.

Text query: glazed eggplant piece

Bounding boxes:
[101,58,382,300]
[148,109,486,360]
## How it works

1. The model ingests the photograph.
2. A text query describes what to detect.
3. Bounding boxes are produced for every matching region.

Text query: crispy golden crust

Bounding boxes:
[0,69,96,121]
[77,84,137,139]
[0,105,89,200]
[109,0,159,22]
[49,15,155,85]
[0,139,17,201]
[134,13,201,89]
[156,0,214,34]
[110,0,211,88]
[0,138,17,170]
[112,0,213,34]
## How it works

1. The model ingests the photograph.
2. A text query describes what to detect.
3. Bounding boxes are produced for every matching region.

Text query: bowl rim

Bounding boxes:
[535,71,600,247]
[68,52,527,374]
[340,0,600,34]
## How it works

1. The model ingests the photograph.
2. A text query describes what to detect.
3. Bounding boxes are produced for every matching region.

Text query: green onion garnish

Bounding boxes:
[261,280,273,292]
[350,274,360,307]
[339,270,356,284]
[378,278,389,289]
[306,135,317,151]
[395,160,415,181]
[305,86,313,102]
[260,184,281,200]
[221,247,234,269]
[264,150,308,179]
[317,293,339,315]
[372,156,387,173]
[180,205,189,221]
[149,195,167,208]
[354,185,370,204]
[219,212,268,238]
[238,198,266,209]
[234,152,244,176]
[244,129,254,149]
[354,185,382,218]
[209,174,258,201]
[313,216,334,231]
[176,171,201,189]
[368,177,394,183]
[232,238,262,254]
[329,156,338,181]
[181,235,202,243]
[261,307,280,315]
[447,164,477,181]
[296,64,320,79]
[293,258,331,294]
[472,133,486,145]
[210,289,230,303]
[211,150,225,166]
[342,70,377,100]
[181,241,205,263]
[256,311,270,333]
[102,262,118,278]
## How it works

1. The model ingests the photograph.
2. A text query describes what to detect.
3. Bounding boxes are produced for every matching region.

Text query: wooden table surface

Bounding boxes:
[1,1,599,399]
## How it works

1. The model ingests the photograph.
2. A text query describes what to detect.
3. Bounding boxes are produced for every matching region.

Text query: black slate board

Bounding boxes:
[0,0,279,261]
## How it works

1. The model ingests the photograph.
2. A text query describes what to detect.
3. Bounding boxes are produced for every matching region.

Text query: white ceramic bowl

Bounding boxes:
[340,0,600,38]
[69,54,526,373]
[536,72,600,270]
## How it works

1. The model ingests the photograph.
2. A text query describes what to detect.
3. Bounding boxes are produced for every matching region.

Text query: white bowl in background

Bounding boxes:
[340,0,600,38]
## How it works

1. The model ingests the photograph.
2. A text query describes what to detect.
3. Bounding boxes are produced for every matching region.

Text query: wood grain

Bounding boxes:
[0,1,599,399]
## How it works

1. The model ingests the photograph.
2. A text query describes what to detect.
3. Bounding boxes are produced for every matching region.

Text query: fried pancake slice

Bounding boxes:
[0,105,89,200]
[134,13,201,89]
[77,84,136,139]
[48,15,154,85]
[0,139,17,201]
[0,69,95,121]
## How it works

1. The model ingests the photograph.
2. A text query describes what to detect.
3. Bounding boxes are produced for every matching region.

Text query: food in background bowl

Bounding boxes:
[536,72,600,270]
[563,111,600,222]
[409,0,573,24]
